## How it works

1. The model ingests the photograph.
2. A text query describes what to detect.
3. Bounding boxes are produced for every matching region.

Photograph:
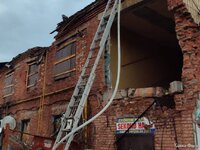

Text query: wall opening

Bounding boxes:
[116,134,154,150]
[109,0,183,89]
[20,119,30,141]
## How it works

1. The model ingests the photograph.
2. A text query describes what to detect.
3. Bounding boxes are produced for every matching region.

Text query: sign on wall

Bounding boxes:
[116,117,155,134]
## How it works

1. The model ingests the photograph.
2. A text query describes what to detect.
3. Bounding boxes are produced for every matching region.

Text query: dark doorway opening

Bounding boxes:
[116,134,155,150]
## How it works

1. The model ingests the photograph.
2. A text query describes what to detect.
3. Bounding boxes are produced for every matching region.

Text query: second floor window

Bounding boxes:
[4,73,14,97]
[27,63,39,88]
[54,42,76,79]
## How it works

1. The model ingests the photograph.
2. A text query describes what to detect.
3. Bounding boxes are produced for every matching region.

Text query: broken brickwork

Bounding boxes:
[168,0,200,148]
[0,0,200,149]
[88,0,200,150]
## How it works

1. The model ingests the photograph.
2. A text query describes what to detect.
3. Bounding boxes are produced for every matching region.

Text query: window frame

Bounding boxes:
[26,62,39,88]
[54,40,76,79]
[3,72,14,97]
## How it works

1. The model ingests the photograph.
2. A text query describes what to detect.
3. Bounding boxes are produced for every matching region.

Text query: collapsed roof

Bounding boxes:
[51,0,107,38]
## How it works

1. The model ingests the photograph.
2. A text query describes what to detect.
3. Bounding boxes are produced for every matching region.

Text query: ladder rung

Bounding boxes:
[73,104,84,109]
[79,82,87,86]
[95,36,101,43]
[79,80,87,84]
[98,29,104,35]
[91,45,100,50]
[90,45,100,51]
[74,102,80,107]
[78,90,84,95]
[88,55,97,59]
[78,84,85,88]
[74,94,82,99]
[79,81,87,86]
[100,24,106,29]
[61,129,70,132]
[104,15,110,21]
[101,21,108,27]
[86,64,93,68]
[82,74,90,79]
[94,39,102,46]
[70,104,79,108]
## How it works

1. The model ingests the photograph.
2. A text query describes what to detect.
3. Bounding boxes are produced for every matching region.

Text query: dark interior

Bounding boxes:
[116,134,155,150]
[110,0,183,89]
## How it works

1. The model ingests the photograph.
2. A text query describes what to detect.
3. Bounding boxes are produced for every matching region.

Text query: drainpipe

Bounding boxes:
[37,50,48,135]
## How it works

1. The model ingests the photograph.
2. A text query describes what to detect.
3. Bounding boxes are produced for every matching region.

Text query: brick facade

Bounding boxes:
[0,0,200,149]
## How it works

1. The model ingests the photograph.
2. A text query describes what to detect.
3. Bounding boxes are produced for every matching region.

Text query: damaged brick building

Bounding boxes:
[0,0,200,149]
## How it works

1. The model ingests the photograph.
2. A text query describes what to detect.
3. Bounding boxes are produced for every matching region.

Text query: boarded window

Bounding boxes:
[54,42,76,80]
[27,63,39,88]
[3,73,14,97]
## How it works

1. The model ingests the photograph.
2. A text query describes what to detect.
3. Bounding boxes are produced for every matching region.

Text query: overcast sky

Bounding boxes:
[0,0,94,62]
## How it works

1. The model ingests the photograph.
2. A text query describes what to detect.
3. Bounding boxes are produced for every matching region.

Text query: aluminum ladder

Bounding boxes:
[53,0,120,149]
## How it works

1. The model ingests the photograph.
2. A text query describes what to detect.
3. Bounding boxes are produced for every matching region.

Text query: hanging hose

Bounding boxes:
[53,0,122,148]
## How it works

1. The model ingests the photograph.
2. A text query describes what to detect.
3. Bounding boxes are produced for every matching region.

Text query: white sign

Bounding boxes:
[116,117,155,134]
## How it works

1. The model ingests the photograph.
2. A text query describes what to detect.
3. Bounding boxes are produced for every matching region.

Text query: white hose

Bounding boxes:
[54,0,121,148]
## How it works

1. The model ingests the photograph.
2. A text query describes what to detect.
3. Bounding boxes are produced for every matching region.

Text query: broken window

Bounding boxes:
[54,42,76,80]
[20,119,30,141]
[27,63,39,88]
[3,73,14,97]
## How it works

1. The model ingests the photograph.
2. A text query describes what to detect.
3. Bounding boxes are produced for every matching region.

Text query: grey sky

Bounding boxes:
[0,0,94,62]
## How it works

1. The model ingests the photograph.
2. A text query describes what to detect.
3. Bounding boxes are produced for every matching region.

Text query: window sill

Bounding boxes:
[27,85,36,89]
[4,85,14,88]
[3,93,13,98]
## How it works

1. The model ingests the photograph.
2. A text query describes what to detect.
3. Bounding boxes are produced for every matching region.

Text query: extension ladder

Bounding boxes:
[53,0,120,149]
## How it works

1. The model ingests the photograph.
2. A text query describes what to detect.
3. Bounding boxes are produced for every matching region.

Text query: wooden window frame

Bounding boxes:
[26,62,39,88]
[54,54,76,65]
[54,40,76,79]
[3,72,14,98]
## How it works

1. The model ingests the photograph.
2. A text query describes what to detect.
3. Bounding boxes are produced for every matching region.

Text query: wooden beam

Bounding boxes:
[133,6,175,33]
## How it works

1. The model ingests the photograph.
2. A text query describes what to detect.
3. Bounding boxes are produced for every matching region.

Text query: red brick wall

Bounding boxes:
[168,0,200,149]
[88,96,180,150]
[88,0,200,150]
[0,48,47,145]
[0,0,199,149]
[0,12,105,146]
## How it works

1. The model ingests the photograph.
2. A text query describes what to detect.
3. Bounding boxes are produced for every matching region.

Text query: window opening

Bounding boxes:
[20,119,30,141]
[54,42,76,80]
[3,73,14,97]
[52,115,62,138]
[27,63,39,88]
